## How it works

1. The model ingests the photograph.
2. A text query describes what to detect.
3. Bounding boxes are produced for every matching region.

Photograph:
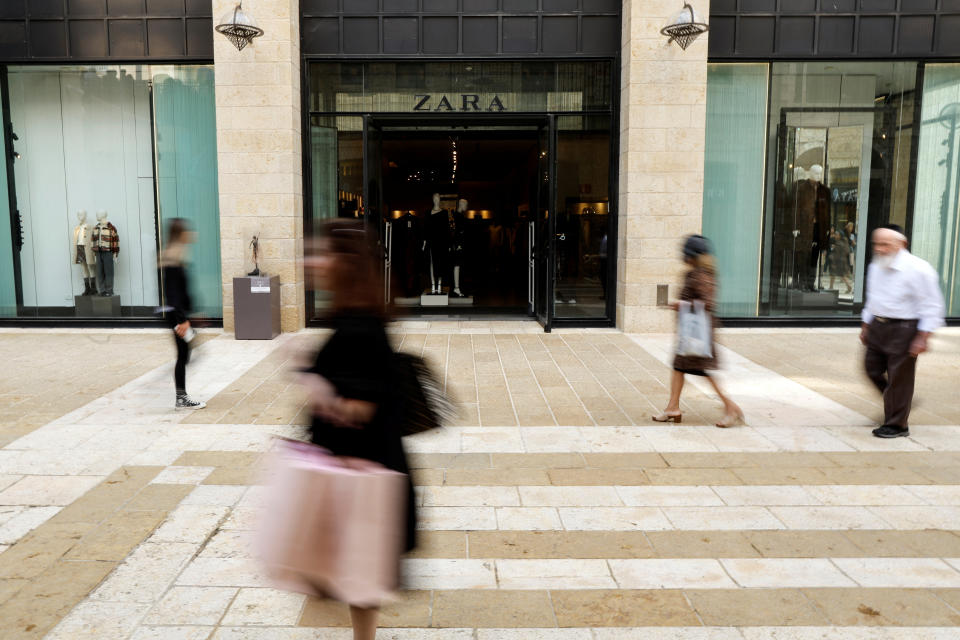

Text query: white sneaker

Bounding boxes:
[176,395,206,410]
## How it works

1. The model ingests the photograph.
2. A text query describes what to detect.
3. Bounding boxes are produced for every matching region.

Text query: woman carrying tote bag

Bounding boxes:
[653,234,744,428]
[297,220,416,640]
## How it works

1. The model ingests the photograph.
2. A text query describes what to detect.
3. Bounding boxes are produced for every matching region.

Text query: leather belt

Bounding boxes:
[874,316,916,324]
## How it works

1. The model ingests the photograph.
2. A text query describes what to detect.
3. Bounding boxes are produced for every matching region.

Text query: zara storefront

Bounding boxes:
[300,3,623,330]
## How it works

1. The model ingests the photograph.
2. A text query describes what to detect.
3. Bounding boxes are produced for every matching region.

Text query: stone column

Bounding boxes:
[618,0,710,332]
[213,0,304,333]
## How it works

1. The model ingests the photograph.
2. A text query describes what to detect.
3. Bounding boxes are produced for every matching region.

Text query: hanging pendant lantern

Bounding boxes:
[660,3,709,51]
[216,2,264,51]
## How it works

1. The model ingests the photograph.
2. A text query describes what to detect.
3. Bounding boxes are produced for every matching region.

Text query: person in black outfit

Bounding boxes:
[161,218,205,410]
[301,220,415,640]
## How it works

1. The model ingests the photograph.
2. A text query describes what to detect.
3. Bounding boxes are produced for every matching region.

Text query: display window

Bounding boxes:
[704,61,960,319]
[0,64,221,321]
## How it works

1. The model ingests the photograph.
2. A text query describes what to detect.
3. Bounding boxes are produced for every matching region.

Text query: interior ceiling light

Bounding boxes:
[660,3,709,50]
[216,2,263,51]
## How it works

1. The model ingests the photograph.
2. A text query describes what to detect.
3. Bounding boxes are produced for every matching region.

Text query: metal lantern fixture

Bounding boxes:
[660,3,709,50]
[216,2,263,51]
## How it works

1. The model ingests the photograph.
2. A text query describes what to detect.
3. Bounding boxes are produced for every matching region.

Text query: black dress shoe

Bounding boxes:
[872,425,909,438]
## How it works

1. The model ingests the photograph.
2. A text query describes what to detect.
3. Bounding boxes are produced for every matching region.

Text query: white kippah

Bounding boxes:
[878,227,908,244]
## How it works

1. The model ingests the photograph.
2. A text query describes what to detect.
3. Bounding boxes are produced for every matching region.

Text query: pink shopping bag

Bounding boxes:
[255,438,407,608]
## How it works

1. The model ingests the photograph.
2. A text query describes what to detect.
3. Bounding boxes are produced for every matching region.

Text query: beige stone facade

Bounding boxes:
[210,1,711,334]
[618,0,710,333]
[213,0,304,333]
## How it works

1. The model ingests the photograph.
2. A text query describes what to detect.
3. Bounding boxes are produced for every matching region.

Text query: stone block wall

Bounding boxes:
[213,0,304,333]
[618,0,710,332]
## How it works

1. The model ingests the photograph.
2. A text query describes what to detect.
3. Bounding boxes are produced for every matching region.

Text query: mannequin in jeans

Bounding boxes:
[92,210,119,296]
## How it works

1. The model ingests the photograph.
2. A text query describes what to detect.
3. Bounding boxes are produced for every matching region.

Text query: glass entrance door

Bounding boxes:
[305,110,614,330]
[365,116,549,324]
[533,118,555,330]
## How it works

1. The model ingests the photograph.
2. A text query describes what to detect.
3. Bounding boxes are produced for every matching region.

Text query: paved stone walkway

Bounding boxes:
[1,323,959,639]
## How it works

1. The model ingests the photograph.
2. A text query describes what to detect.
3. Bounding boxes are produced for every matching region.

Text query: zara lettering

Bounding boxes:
[413,94,506,112]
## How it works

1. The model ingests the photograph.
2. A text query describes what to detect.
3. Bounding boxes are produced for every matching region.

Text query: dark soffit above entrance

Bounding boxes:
[709,0,960,59]
[302,0,621,58]
[0,0,213,62]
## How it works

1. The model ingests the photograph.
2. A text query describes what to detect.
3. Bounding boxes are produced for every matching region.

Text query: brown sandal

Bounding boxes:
[652,411,682,423]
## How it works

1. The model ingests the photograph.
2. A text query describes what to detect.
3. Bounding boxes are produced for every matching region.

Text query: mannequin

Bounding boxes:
[787,164,830,291]
[91,210,120,296]
[449,199,468,297]
[72,210,96,295]
[423,193,450,294]
[807,164,831,290]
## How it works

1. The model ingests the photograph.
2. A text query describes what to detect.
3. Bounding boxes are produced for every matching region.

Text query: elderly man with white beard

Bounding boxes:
[860,224,946,438]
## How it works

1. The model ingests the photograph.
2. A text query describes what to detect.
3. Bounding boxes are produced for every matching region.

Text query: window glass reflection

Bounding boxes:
[762,62,918,317]
[554,115,611,318]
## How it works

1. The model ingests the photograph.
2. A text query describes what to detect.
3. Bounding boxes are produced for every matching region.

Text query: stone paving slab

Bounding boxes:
[0,331,215,447]
[718,328,960,426]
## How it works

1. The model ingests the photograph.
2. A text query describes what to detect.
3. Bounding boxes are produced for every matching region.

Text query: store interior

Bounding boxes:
[378,129,539,313]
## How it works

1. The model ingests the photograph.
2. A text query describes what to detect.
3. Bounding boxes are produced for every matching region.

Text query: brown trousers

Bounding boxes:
[864,319,919,428]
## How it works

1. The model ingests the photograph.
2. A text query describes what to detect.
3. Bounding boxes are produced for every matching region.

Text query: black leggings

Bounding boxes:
[174,332,190,394]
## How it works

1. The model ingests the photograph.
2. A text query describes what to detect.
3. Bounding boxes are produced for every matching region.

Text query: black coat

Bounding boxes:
[306,313,417,552]
[162,264,192,326]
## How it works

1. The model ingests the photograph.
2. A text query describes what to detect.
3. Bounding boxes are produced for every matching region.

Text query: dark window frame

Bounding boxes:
[0,0,213,62]
[301,2,621,58]
[709,1,960,59]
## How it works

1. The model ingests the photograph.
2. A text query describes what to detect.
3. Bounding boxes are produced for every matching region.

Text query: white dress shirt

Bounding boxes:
[862,249,946,333]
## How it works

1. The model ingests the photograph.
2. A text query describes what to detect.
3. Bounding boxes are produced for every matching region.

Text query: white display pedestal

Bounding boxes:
[420,293,449,306]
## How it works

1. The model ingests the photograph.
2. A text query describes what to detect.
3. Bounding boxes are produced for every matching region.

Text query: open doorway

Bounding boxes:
[378,125,540,314]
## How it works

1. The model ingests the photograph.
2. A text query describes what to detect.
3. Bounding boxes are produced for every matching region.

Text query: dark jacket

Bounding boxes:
[162,264,193,326]
[306,313,416,552]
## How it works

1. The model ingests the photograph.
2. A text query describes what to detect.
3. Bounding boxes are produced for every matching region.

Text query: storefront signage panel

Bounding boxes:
[310,61,612,114]
[413,94,507,112]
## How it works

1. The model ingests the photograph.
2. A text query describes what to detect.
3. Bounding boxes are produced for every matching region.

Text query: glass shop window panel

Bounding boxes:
[553,115,612,319]
[308,115,364,226]
[307,115,364,322]
[703,63,769,317]
[760,61,919,318]
[5,64,221,321]
[153,65,222,320]
[913,64,960,317]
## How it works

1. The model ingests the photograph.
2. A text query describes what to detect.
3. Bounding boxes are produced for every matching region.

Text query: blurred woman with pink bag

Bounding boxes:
[277,220,416,640]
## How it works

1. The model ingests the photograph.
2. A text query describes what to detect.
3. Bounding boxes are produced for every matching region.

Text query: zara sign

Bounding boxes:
[413,94,507,112]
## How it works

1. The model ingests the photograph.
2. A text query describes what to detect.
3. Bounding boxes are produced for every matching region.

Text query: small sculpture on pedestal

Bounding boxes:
[247,235,261,276]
